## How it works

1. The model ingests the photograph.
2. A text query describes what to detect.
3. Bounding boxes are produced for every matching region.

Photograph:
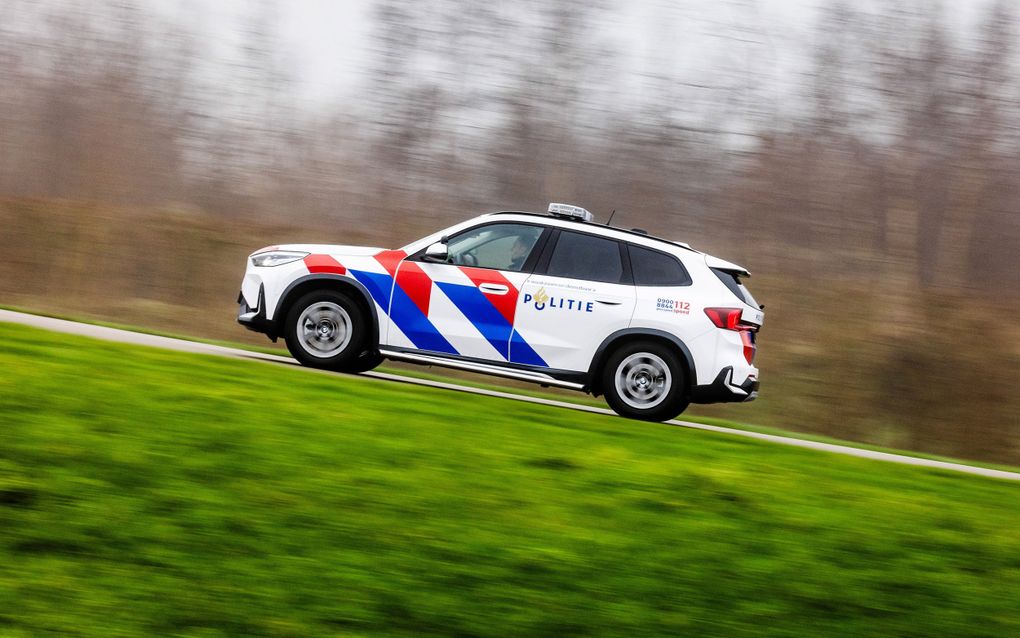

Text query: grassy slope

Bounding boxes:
[7,302,1020,476]
[1,322,1018,637]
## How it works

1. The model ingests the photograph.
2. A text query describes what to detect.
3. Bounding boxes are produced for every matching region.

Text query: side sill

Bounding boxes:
[378,348,586,391]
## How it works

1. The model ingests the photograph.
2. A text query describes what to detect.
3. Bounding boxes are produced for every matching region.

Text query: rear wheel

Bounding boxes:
[284,290,378,372]
[601,340,689,421]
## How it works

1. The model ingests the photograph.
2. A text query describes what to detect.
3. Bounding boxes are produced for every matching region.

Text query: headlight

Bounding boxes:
[250,250,309,267]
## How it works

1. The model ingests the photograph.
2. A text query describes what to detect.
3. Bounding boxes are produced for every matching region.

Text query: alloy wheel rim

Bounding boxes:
[615,352,671,410]
[298,302,352,358]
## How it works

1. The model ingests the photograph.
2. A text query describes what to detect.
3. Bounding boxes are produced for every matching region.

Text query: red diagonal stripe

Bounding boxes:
[459,266,519,325]
[395,261,432,317]
[374,249,407,278]
[304,254,346,274]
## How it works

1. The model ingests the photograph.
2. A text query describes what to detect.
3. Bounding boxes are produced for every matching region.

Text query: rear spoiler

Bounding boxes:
[705,254,751,278]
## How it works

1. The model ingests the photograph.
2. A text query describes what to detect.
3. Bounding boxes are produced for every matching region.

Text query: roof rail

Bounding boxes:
[485,210,698,253]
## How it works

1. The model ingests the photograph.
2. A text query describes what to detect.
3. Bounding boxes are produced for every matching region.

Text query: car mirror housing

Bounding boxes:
[423,241,449,263]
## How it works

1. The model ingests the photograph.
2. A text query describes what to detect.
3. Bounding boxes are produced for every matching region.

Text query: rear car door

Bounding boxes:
[387,222,547,362]
[511,229,636,371]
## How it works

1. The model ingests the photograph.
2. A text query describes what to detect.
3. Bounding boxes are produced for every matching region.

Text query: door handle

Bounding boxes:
[595,299,623,306]
[479,283,509,295]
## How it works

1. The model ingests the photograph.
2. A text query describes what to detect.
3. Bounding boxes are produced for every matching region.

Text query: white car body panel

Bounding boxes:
[513,274,635,372]
[627,282,717,385]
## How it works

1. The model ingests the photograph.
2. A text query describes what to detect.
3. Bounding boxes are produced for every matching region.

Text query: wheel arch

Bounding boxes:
[274,274,381,348]
[587,329,695,397]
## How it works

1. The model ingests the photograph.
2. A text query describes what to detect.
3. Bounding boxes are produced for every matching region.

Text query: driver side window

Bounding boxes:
[446,223,543,272]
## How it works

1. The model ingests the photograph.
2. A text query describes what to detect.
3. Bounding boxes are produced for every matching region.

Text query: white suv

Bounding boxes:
[237,204,763,421]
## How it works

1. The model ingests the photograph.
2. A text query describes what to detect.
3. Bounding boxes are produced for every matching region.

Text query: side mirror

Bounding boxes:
[423,241,449,263]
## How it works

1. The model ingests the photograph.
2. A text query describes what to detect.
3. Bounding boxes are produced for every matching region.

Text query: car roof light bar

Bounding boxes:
[548,203,593,222]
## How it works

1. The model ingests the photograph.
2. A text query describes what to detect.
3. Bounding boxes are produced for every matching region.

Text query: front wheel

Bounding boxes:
[284,290,376,372]
[601,341,689,422]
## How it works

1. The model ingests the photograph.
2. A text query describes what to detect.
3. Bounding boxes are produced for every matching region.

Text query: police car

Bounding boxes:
[237,204,762,421]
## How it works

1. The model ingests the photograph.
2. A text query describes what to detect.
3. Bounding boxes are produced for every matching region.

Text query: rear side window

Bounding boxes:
[629,245,692,286]
[546,231,624,284]
[711,267,759,307]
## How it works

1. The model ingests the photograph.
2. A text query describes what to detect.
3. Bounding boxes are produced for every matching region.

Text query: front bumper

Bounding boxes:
[690,366,759,403]
[237,284,276,338]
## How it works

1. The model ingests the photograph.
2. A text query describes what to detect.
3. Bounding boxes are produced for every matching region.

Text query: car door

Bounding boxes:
[510,229,636,371]
[386,222,548,362]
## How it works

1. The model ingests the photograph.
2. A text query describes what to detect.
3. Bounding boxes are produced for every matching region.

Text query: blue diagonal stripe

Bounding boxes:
[349,269,392,308]
[349,270,457,355]
[509,329,547,367]
[434,282,547,367]
[434,282,511,358]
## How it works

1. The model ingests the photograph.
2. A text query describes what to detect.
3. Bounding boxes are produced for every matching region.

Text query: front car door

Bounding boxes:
[511,229,636,372]
[385,222,548,362]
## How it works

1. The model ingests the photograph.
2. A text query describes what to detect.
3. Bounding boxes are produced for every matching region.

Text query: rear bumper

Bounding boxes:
[690,366,759,403]
[237,284,277,338]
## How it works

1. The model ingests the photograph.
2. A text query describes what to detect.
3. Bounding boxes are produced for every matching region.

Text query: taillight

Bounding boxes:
[704,307,757,331]
[704,307,758,364]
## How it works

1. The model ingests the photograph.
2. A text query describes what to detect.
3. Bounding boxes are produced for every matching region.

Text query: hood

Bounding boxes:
[252,244,385,257]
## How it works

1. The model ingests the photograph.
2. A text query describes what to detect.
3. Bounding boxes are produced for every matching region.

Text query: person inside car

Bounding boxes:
[509,236,531,271]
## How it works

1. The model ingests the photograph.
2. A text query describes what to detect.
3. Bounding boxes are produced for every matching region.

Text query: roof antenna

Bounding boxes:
[606,209,616,226]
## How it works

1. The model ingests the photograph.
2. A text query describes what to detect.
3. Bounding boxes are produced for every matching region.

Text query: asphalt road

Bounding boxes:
[2,308,1018,482]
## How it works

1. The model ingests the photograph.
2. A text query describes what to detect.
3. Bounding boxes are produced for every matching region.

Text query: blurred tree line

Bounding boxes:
[1,0,1017,461]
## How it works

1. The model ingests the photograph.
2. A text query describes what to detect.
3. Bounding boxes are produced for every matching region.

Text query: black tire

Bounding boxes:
[601,340,689,422]
[348,351,384,374]
[284,290,373,372]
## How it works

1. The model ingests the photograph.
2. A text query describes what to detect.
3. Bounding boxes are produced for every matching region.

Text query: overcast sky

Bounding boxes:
[153,0,998,106]
[275,0,820,102]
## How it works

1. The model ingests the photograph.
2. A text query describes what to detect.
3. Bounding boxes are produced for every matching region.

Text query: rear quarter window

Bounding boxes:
[628,245,692,286]
[711,267,759,307]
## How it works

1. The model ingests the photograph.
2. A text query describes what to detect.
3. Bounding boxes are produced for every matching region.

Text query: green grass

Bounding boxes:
[4,302,1018,475]
[1,322,1019,637]
[0,302,291,357]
